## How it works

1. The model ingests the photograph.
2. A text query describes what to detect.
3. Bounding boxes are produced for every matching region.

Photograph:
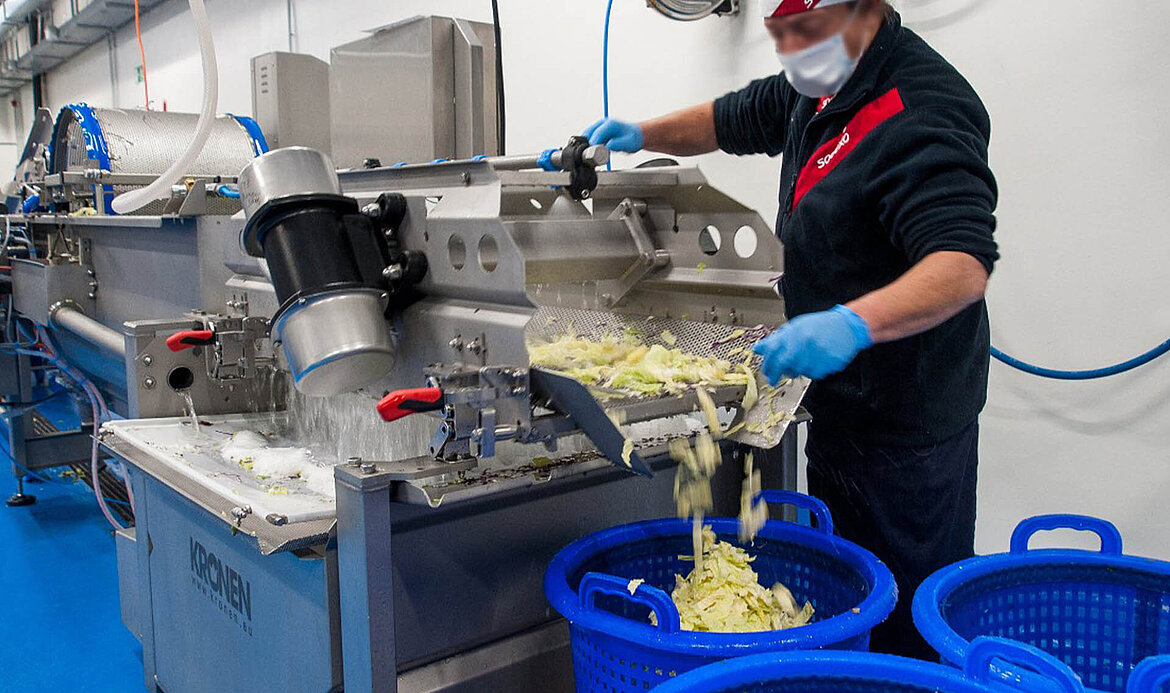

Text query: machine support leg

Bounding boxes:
[755,421,804,523]
[7,475,36,506]
[6,352,37,507]
[335,462,397,693]
[780,423,799,523]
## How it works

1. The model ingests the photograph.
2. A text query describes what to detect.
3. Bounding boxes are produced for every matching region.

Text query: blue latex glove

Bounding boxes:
[583,118,644,153]
[752,305,874,385]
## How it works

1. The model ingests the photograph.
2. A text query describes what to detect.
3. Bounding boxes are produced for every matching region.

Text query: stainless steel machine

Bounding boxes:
[1,16,806,693]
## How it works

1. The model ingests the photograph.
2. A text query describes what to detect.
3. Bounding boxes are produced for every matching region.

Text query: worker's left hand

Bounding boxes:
[753,305,874,384]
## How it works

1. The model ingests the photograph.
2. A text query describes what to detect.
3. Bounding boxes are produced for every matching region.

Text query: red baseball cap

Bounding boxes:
[762,0,853,18]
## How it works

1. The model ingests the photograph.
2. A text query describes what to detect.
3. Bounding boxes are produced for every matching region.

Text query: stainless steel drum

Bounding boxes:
[50,104,268,214]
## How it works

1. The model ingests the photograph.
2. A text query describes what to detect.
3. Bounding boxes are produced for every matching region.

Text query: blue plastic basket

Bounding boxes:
[1129,656,1170,693]
[914,515,1170,693]
[544,491,898,692]
[653,636,1085,693]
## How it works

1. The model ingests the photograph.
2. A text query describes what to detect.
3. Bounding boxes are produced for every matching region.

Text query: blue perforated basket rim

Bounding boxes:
[545,515,898,657]
[49,103,115,213]
[652,651,1001,693]
[912,548,1170,676]
[226,113,270,156]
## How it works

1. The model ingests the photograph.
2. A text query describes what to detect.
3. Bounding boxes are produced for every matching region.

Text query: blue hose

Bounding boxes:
[602,0,614,171]
[990,340,1170,380]
[216,185,240,199]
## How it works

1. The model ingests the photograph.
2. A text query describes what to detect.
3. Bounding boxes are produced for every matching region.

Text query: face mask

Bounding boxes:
[776,16,860,98]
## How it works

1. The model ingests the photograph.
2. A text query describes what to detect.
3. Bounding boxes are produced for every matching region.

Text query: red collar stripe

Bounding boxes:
[792,87,905,210]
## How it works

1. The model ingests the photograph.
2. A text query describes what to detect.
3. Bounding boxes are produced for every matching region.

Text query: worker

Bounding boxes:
[586,0,997,658]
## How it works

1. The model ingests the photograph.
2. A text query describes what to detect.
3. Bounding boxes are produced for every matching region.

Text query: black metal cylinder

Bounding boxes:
[237,147,399,397]
[247,195,365,307]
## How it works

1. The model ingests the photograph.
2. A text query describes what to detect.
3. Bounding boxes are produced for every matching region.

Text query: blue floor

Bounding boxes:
[1,462,151,692]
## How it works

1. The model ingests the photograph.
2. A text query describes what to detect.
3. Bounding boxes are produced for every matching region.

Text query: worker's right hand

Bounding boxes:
[583,118,644,153]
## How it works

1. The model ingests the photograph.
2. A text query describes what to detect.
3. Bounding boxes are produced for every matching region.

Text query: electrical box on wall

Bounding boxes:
[329,15,499,168]
[251,51,331,155]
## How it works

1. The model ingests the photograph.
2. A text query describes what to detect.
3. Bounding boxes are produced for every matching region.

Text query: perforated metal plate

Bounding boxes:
[530,306,771,361]
[55,107,260,214]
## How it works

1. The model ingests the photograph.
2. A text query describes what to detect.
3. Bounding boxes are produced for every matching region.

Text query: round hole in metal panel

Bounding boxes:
[478,234,499,273]
[733,225,758,258]
[448,234,466,270]
[167,366,194,391]
[699,225,721,255]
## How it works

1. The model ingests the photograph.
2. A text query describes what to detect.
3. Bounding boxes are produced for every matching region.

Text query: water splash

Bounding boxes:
[177,389,203,439]
[279,384,432,465]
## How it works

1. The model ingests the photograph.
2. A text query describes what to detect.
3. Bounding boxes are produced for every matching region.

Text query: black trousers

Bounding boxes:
[806,420,979,660]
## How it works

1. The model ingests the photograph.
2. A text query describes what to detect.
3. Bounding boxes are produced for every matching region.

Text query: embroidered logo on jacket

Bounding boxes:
[792,87,905,210]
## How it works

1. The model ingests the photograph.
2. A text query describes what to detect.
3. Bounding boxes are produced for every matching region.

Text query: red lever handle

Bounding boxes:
[377,387,444,422]
[166,330,215,352]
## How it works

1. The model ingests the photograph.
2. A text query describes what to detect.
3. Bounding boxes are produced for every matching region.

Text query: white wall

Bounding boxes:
[9,0,1170,557]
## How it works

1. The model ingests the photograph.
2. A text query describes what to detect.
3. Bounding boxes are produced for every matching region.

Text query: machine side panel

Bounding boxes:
[115,527,143,643]
[196,216,248,316]
[82,222,204,326]
[387,465,679,669]
[143,477,338,693]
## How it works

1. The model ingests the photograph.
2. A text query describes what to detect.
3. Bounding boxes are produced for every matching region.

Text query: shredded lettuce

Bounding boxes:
[740,365,759,412]
[695,387,723,440]
[738,452,766,543]
[536,334,812,633]
[650,526,815,633]
[528,335,748,398]
[621,438,635,468]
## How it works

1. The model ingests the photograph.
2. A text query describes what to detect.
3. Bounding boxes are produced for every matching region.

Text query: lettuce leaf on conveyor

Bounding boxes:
[650,526,815,633]
[528,335,749,398]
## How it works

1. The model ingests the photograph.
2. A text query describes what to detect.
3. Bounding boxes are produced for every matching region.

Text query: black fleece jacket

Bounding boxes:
[713,13,999,446]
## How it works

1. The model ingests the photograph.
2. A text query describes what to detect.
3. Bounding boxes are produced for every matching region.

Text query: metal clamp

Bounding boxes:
[420,364,531,462]
[602,198,671,307]
[560,136,600,201]
[485,139,608,200]
[229,505,252,532]
[196,315,273,383]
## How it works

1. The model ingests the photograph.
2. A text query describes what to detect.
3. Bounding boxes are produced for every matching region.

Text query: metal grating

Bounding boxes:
[529,306,772,364]
[28,410,135,524]
[70,462,135,526]
[527,306,808,448]
[30,410,58,436]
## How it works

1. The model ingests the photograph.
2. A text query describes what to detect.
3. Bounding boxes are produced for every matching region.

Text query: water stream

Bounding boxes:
[177,389,203,439]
